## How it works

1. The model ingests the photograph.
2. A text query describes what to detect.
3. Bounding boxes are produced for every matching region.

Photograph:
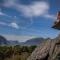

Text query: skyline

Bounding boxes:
[0,0,60,42]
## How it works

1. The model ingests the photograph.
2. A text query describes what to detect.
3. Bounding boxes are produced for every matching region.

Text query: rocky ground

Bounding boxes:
[27,37,60,60]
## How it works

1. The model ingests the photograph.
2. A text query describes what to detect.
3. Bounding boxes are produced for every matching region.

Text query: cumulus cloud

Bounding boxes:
[2,0,55,19]
[0,21,19,29]
[2,0,50,16]
[9,22,19,29]
[16,2,49,17]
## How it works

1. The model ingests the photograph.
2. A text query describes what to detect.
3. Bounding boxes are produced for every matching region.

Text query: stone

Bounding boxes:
[27,39,60,60]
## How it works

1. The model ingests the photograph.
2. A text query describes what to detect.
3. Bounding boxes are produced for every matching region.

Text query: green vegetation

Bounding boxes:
[0,45,36,60]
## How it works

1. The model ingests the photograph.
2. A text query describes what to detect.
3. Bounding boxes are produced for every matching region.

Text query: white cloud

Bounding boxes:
[0,21,7,25]
[3,0,16,7]
[2,0,56,19]
[0,21,19,29]
[0,9,11,17]
[0,11,8,16]
[9,22,19,29]
[43,14,56,19]
[3,0,49,17]
[0,12,5,16]
[16,2,49,17]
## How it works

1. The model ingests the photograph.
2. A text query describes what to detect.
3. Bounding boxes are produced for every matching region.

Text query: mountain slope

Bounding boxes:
[0,35,8,45]
[0,35,48,46]
[22,38,45,46]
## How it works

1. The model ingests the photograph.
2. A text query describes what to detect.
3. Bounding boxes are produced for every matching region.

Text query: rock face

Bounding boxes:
[27,38,60,60]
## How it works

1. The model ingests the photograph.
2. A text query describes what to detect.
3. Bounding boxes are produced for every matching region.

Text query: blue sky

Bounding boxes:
[0,0,60,42]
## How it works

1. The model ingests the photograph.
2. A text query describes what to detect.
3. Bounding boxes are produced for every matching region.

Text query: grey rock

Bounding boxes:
[27,39,60,60]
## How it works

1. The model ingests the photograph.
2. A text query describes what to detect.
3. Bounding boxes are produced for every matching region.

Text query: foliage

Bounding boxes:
[0,45,36,60]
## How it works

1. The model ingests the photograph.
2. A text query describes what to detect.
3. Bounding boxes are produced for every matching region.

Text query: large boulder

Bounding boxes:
[27,38,60,60]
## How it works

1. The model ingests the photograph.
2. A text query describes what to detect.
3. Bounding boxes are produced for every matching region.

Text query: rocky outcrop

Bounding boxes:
[27,38,60,60]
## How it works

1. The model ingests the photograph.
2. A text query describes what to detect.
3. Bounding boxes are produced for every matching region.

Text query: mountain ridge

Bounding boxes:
[0,35,51,46]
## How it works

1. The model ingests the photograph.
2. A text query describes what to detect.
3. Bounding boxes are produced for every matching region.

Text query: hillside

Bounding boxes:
[0,35,8,45]
[22,38,45,46]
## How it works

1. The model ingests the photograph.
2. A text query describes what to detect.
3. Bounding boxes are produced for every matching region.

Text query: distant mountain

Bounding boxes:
[0,35,20,46]
[0,35,50,46]
[8,40,20,45]
[0,35,8,45]
[22,38,46,46]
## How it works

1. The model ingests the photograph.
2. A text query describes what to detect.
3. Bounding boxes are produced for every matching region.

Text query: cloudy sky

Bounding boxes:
[0,0,60,42]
